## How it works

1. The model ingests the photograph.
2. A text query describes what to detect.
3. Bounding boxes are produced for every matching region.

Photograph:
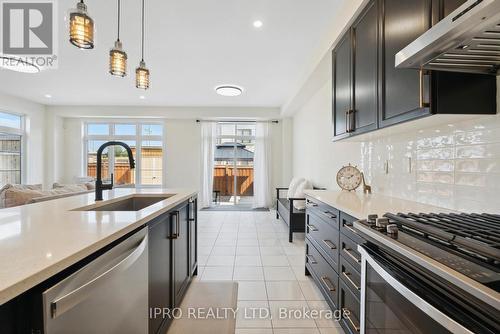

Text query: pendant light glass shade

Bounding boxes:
[69,1,94,49]
[109,41,127,77]
[109,0,127,77]
[135,0,150,90]
[136,60,150,89]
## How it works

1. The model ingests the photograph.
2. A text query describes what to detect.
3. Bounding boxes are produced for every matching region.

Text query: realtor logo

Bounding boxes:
[0,0,58,72]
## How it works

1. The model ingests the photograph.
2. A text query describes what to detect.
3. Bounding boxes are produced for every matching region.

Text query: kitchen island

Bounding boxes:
[0,188,198,334]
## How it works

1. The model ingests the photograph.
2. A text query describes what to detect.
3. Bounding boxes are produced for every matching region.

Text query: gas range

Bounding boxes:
[353,212,500,334]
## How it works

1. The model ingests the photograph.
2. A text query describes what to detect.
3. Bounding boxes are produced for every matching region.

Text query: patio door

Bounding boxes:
[213,123,255,208]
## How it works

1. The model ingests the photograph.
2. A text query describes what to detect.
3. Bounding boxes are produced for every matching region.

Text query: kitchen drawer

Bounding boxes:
[340,233,361,273]
[306,197,340,230]
[339,280,361,334]
[306,213,339,269]
[305,240,339,308]
[339,255,361,298]
[340,212,364,244]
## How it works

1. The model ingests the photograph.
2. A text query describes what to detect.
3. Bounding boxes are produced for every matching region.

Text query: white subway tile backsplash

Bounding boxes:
[363,114,500,213]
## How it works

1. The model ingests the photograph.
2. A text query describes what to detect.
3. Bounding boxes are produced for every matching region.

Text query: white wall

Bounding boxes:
[0,92,47,186]
[49,106,288,204]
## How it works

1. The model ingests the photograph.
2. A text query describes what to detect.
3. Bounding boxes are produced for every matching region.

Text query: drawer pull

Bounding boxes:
[343,223,359,236]
[320,276,336,292]
[324,211,337,219]
[342,308,360,332]
[343,271,360,290]
[306,254,317,264]
[307,201,318,207]
[322,239,337,250]
[343,247,361,264]
[307,224,318,232]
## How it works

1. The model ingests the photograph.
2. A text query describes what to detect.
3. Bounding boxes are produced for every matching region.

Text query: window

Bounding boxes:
[0,112,23,186]
[84,122,163,187]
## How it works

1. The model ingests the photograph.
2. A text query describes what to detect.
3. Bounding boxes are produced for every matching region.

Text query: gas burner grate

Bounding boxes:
[384,212,500,265]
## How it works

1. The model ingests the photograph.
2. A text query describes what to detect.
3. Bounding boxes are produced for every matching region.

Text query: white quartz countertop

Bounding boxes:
[0,188,197,305]
[304,190,458,219]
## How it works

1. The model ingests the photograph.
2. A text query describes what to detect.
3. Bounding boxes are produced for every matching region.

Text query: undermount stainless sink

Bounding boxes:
[75,195,174,212]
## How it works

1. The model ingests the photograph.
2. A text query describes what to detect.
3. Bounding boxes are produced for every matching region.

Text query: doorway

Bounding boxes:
[212,122,255,209]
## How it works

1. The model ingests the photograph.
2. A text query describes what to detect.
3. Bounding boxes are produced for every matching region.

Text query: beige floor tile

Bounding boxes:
[235,255,262,266]
[269,300,316,328]
[237,246,261,255]
[266,281,305,301]
[236,300,272,328]
[287,255,305,266]
[273,329,320,334]
[234,266,265,281]
[307,300,341,328]
[238,238,260,246]
[206,255,235,266]
[318,327,345,334]
[299,280,325,301]
[260,246,285,255]
[261,255,289,267]
[263,267,297,281]
[211,246,236,255]
[201,266,234,281]
[237,281,268,300]
[235,329,273,334]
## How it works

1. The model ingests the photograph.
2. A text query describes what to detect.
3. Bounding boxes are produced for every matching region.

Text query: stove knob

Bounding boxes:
[387,224,398,235]
[376,217,389,228]
[368,214,378,220]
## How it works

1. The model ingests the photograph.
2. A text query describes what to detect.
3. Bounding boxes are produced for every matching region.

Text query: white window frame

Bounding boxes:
[0,110,25,185]
[83,120,164,188]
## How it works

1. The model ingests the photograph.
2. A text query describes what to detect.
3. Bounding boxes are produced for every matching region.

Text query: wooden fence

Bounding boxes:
[213,166,254,196]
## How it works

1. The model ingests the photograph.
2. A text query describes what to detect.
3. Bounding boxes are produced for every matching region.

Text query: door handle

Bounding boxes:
[348,109,355,132]
[419,69,430,108]
[171,211,180,239]
[343,271,360,290]
[343,247,361,263]
[345,110,349,133]
[306,200,318,207]
[306,254,317,264]
[324,211,337,219]
[322,239,337,250]
[307,224,318,232]
[343,223,359,236]
[320,276,336,292]
[342,308,360,332]
[50,231,148,318]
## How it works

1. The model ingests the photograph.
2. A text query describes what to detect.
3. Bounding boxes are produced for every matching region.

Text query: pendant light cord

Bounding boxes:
[117,0,121,41]
[141,0,145,61]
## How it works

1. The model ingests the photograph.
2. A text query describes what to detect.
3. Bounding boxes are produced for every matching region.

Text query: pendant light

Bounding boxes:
[136,0,150,89]
[69,0,94,49]
[109,0,127,76]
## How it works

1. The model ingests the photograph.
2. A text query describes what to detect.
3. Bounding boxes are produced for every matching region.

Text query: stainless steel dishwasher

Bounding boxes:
[42,227,148,334]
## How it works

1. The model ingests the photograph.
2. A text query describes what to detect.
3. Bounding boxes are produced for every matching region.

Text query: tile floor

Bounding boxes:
[195,210,345,334]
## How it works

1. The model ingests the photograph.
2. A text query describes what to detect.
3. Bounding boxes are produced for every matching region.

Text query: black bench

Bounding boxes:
[276,186,324,242]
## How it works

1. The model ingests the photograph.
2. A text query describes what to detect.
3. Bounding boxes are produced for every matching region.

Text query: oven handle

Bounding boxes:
[358,245,474,334]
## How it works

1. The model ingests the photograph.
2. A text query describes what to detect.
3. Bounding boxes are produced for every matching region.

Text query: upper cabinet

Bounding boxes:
[332,0,497,141]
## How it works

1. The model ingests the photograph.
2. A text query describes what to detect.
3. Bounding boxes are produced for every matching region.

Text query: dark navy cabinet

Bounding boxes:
[332,0,496,141]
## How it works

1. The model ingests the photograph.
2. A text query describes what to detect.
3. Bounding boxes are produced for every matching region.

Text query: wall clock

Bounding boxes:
[336,164,362,191]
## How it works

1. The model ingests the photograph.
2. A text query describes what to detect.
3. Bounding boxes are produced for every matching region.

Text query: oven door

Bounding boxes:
[358,245,475,334]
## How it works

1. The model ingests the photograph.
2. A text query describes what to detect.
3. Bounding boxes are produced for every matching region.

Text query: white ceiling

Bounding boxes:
[0,0,344,107]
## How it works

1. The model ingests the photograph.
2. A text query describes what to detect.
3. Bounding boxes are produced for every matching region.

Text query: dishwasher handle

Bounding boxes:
[50,232,148,319]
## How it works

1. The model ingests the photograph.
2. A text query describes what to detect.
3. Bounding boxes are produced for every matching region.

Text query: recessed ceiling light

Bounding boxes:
[44,94,52,98]
[253,20,263,28]
[215,85,243,97]
[139,95,145,99]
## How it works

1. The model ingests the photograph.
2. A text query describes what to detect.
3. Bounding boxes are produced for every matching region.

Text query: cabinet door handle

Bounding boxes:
[342,308,360,332]
[306,254,317,264]
[345,110,349,133]
[307,224,318,232]
[320,276,336,292]
[342,271,360,290]
[171,211,180,239]
[343,247,361,263]
[343,223,359,236]
[324,211,337,219]
[322,239,337,250]
[348,109,355,132]
[419,69,430,108]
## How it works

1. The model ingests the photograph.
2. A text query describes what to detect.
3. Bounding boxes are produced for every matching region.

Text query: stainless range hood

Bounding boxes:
[395,0,500,75]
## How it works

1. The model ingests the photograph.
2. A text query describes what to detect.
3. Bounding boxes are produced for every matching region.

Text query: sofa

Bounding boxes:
[0,182,94,209]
